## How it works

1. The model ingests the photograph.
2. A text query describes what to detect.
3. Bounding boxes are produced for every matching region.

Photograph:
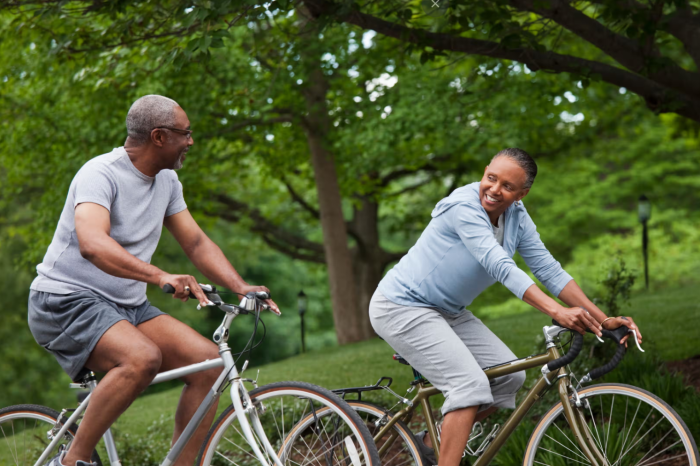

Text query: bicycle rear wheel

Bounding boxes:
[348,401,424,466]
[197,381,381,466]
[0,404,101,466]
[524,383,698,466]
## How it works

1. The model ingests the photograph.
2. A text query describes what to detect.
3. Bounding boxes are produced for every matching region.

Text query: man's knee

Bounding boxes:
[126,346,162,383]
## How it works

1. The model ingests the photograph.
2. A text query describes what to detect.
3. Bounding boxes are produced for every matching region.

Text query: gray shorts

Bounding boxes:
[28,289,166,381]
[369,290,526,415]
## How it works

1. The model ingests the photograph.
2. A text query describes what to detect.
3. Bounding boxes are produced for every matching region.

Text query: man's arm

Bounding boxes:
[163,209,280,313]
[75,202,211,305]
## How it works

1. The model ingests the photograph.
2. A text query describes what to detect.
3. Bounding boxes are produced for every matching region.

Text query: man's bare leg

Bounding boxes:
[62,321,163,466]
[137,315,222,466]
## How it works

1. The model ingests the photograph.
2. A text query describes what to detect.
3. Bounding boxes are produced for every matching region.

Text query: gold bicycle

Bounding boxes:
[328,321,698,466]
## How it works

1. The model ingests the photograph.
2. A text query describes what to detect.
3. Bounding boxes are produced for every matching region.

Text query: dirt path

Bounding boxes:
[666,354,700,392]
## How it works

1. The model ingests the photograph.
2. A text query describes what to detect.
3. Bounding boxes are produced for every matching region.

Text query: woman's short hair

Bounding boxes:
[126,95,179,145]
[492,148,537,188]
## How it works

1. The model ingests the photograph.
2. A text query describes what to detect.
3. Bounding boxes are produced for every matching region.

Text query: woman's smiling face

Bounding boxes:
[479,156,530,221]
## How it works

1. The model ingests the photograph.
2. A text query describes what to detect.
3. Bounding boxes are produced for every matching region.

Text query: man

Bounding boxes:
[28,95,279,466]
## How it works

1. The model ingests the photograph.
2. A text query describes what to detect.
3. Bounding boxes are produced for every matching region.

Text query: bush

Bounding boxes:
[112,414,173,466]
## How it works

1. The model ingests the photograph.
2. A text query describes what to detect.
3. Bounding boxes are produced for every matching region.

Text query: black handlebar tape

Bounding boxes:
[589,344,627,380]
[547,332,584,371]
[162,284,197,299]
[601,325,629,345]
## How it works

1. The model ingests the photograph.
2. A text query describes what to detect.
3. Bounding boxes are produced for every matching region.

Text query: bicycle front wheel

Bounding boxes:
[197,381,381,466]
[524,383,698,466]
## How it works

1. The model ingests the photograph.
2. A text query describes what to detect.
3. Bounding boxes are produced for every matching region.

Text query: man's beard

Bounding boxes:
[173,149,187,170]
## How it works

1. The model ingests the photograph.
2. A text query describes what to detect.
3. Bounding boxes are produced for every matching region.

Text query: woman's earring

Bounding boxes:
[515,200,521,206]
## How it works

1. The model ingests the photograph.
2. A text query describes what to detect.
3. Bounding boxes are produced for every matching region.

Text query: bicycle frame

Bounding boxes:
[371,343,609,466]
[33,296,283,466]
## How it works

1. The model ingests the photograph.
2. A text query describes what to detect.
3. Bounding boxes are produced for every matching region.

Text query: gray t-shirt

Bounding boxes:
[492,213,505,246]
[30,147,187,307]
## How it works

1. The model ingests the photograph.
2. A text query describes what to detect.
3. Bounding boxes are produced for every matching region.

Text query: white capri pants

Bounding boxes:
[369,290,526,415]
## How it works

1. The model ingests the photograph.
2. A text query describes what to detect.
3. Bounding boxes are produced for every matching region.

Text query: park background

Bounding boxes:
[1,0,699,462]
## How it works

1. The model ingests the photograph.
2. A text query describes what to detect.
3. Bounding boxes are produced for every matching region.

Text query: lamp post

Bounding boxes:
[638,195,651,290]
[298,290,307,353]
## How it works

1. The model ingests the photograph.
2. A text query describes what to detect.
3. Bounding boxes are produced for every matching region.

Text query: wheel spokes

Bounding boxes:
[534,391,691,466]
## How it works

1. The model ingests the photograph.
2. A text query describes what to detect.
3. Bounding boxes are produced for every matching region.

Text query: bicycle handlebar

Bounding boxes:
[546,331,584,372]
[545,319,636,384]
[162,283,196,299]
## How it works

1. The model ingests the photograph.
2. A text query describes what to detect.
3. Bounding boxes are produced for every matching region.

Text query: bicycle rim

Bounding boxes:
[198,381,380,466]
[348,401,424,466]
[524,383,699,466]
[0,404,100,466]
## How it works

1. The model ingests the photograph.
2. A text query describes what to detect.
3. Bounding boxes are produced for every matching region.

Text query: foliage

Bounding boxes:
[593,256,637,318]
[111,414,173,466]
[4,0,700,121]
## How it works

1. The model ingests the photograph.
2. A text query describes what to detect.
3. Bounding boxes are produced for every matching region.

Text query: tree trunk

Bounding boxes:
[350,197,385,340]
[297,17,365,344]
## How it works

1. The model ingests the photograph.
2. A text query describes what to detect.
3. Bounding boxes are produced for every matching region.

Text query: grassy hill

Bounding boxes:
[110,284,699,443]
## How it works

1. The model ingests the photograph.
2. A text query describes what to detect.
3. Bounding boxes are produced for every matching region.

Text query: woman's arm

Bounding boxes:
[557,280,643,344]
[522,284,602,337]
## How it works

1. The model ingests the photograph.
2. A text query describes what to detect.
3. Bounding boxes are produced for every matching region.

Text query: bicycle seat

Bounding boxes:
[392,353,411,366]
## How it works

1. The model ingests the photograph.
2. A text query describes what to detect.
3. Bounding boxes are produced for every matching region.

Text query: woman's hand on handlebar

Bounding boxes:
[552,305,603,338]
[239,284,281,316]
[158,273,210,307]
[603,316,642,346]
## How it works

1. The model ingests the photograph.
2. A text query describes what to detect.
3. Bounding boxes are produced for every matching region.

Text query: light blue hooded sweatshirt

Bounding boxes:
[378,182,573,315]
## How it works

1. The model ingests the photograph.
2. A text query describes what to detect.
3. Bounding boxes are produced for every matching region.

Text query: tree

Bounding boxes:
[4,0,699,123]
[303,0,700,123]
[1,1,678,344]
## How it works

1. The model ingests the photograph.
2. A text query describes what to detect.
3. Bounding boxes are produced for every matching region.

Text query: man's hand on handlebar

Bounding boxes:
[239,284,281,316]
[603,316,642,347]
[158,273,211,307]
[551,306,603,338]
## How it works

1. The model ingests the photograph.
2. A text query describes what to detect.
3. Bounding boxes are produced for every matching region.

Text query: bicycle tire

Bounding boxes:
[347,400,425,466]
[0,404,102,466]
[524,383,699,466]
[197,381,381,466]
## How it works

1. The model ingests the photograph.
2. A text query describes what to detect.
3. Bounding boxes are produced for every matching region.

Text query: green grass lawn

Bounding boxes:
[108,284,699,453]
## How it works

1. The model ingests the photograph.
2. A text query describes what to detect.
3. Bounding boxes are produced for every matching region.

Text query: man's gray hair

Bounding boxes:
[126,95,179,145]
[491,148,538,189]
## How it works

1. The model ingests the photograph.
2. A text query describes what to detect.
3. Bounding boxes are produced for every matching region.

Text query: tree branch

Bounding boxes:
[380,154,451,186]
[212,194,325,263]
[281,178,321,219]
[509,0,700,99]
[303,0,700,121]
[215,115,295,134]
[382,250,407,267]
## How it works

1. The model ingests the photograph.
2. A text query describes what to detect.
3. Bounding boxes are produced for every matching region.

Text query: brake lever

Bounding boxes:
[196,300,219,311]
[261,303,282,316]
[630,329,645,352]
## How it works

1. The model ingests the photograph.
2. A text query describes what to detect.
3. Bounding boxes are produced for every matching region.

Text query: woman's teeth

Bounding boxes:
[486,194,498,202]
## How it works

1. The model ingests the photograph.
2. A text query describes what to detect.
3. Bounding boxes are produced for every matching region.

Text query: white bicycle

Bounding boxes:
[0,285,380,466]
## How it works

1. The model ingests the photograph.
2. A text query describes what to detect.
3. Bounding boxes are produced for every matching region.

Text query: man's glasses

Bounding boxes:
[154,126,193,140]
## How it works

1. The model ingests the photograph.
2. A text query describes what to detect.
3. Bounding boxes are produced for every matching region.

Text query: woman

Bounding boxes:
[369,148,643,466]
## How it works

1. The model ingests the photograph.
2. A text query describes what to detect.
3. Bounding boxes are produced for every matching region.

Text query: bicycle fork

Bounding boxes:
[558,375,609,466]
[225,351,284,466]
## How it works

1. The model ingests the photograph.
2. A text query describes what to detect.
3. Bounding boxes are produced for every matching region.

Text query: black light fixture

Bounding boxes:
[298,290,307,353]
[638,195,651,290]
